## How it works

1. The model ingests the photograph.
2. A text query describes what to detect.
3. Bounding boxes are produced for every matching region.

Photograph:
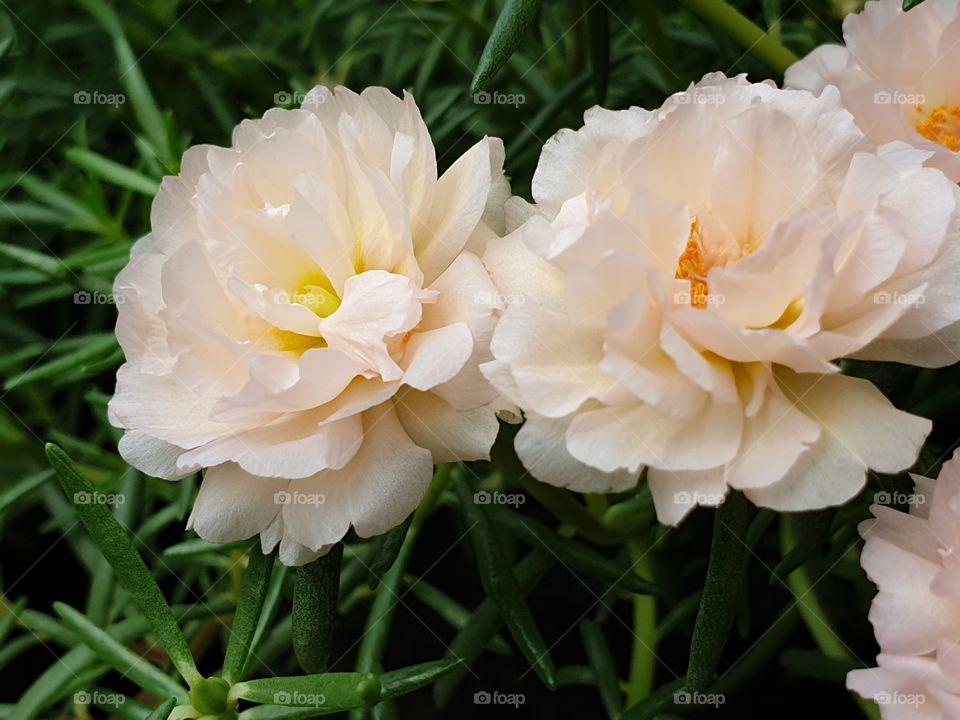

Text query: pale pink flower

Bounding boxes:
[483,74,960,524]
[786,0,960,181]
[110,86,508,565]
[848,452,960,719]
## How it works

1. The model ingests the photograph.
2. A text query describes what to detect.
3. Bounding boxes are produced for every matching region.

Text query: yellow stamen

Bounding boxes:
[916,105,960,152]
[675,218,709,309]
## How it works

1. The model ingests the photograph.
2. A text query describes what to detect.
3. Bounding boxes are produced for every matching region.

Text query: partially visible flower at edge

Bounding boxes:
[848,451,960,719]
[786,0,960,182]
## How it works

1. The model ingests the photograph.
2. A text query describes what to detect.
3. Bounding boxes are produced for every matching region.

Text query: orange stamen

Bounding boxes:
[675,218,709,308]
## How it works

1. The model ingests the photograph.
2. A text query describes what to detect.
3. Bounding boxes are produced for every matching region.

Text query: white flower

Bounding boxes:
[483,74,960,524]
[109,86,509,565]
[786,0,960,181]
[848,453,960,719]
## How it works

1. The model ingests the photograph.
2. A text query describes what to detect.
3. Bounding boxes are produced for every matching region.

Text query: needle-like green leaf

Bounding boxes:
[45,443,201,686]
[223,546,275,683]
[144,697,178,720]
[455,477,556,689]
[366,516,412,589]
[230,672,381,710]
[434,547,554,706]
[685,492,751,692]
[471,0,541,93]
[78,0,176,169]
[379,658,463,701]
[489,506,657,594]
[53,602,187,702]
[580,620,622,717]
[65,147,160,196]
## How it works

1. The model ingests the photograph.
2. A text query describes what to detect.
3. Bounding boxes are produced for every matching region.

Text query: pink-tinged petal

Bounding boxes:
[187,464,286,543]
[118,431,190,481]
[177,412,363,479]
[566,400,742,474]
[420,252,500,409]
[647,467,727,525]
[211,348,362,424]
[489,303,613,418]
[861,535,959,656]
[286,173,357,294]
[482,232,565,308]
[417,138,498,284]
[394,388,499,463]
[400,323,473,392]
[784,44,852,94]
[514,412,639,493]
[109,365,230,449]
[725,385,821,490]
[282,403,433,550]
[319,270,433,381]
[746,372,930,511]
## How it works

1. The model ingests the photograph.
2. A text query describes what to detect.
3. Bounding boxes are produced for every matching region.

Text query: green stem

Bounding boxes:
[636,0,688,92]
[686,492,751,692]
[519,477,620,545]
[779,516,880,720]
[351,465,454,719]
[626,535,657,705]
[676,0,799,75]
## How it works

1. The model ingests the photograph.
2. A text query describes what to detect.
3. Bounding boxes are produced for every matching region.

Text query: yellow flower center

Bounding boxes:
[293,272,341,318]
[915,105,960,152]
[675,218,710,308]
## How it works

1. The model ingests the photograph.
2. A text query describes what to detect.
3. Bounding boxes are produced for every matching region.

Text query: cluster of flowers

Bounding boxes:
[108,0,960,714]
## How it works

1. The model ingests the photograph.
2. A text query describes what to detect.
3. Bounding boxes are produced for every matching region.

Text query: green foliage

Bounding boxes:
[0,0,947,717]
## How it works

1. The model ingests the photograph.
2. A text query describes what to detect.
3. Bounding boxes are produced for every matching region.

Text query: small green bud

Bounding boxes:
[189,677,231,716]
[356,673,382,708]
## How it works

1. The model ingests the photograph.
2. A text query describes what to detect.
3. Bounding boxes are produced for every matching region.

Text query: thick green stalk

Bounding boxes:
[626,535,657,705]
[351,465,453,719]
[676,0,800,75]
[686,492,751,692]
[780,515,881,720]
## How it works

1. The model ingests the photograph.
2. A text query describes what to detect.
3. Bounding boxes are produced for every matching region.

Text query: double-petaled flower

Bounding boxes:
[110,87,509,565]
[482,73,960,523]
